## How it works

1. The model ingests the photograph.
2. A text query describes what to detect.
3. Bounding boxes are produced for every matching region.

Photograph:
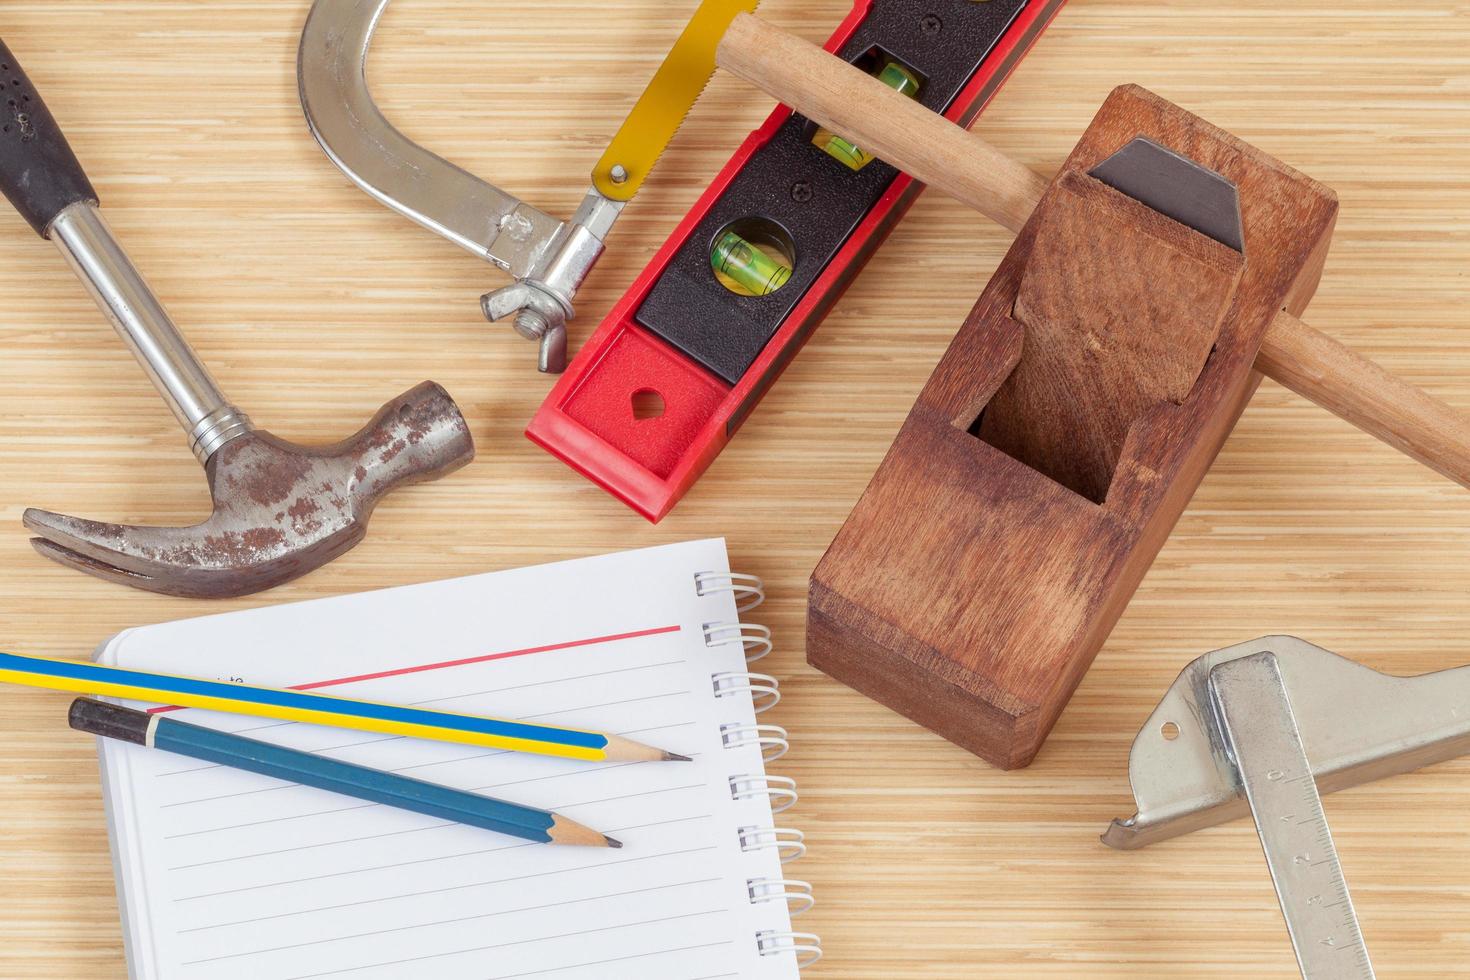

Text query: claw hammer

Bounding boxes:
[0,39,475,598]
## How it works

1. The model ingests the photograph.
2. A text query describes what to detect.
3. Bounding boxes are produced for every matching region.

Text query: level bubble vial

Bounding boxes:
[710,219,796,297]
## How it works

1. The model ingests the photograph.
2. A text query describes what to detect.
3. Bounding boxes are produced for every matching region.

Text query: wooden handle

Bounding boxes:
[1257,312,1470,487]
[718,13,1047,232]
[716,12,1470,491]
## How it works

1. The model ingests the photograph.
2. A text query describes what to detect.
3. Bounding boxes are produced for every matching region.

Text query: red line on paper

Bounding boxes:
[146,625,683,715]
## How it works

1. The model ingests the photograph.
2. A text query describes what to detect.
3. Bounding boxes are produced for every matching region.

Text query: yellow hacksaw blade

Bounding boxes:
[593,0,761,202]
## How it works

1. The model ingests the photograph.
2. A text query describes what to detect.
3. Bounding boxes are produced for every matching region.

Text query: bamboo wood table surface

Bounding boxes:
[0,1,1466,976]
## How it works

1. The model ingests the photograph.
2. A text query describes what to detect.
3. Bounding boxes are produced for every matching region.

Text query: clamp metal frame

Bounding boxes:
[297,0,625,372]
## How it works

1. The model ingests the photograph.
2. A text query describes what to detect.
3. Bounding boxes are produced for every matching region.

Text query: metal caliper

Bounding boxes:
[1107,635,1470,979]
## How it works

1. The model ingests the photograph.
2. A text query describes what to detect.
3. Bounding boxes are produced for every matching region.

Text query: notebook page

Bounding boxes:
[97,540,797,980]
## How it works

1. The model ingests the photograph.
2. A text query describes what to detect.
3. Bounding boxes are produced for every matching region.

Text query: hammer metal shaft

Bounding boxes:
[49,201,253,463]
[717,13,1470,492]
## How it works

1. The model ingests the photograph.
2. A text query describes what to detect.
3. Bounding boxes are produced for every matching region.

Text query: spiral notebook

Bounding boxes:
[94,539,819,979]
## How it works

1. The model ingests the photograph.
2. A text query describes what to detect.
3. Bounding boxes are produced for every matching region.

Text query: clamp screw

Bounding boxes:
[514,308,550,342]
[791,181,813,203]
[920,13,943,36]
[610,164,629,185]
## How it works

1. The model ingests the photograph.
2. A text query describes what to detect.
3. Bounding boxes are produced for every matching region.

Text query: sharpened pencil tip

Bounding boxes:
[604,836,623,849]
[601,734,690,764]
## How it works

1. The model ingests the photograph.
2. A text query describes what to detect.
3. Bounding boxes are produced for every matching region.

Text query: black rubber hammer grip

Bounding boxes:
[0,39,97,237]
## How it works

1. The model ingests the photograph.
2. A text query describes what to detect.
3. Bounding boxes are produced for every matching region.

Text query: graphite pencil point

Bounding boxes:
[602,734,689,764]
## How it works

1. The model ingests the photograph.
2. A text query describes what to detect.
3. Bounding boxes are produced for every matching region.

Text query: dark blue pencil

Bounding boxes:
[69,699,619,848]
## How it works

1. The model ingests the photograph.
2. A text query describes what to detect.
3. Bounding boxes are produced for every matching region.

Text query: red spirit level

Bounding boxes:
[528,0,1068,521]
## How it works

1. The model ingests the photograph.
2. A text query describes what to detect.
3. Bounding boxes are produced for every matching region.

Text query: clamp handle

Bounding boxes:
[0,39,98,237]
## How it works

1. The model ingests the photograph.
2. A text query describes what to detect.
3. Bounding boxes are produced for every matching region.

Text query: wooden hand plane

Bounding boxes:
[702,17,1470,770]
[812,84,1336,768]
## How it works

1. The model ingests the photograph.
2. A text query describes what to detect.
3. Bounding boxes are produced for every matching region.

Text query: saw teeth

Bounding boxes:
[592,0,762,202]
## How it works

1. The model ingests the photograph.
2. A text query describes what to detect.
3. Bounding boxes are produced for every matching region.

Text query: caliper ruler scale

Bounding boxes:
[1209,653,1374,980]
[1107,636,1470,979]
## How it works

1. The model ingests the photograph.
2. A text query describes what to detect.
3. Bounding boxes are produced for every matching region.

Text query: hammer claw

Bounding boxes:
[28,536,162,593]
[22,383,475,598]
[24,504,361,599]
[30,537,154,581]
[23,509,172,580]
[22,514,257,599]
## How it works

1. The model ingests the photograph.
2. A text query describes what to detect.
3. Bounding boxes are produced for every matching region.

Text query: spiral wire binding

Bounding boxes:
[757,931,824,968]
[730,774,799,814]
[704,569,821,968]
[748,877,815,915]
[739,826,807,864]
[705,621,774,664]
[713,671,781,712]
[694,571,766,612]
[721,722,790,761]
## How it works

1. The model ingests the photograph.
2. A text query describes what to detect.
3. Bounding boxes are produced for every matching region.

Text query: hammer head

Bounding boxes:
[23,381,475,598]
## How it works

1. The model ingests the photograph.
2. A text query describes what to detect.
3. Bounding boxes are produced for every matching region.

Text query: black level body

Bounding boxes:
[635,0,1030,385]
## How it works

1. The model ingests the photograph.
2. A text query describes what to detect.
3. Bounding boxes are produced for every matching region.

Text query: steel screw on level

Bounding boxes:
[920,14,943,36]
[791,181,813,203]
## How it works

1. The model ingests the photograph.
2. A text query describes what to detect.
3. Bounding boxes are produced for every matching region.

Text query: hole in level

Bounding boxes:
[710,217,796,298]
[631,388,666,421]
[1160,722,1181,741]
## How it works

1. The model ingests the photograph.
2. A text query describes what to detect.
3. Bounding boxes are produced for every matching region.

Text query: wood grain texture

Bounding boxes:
[981,169,1245,501]
[811,84,1339,768]
[0,1,1465,977]
[1259,309,1470,490]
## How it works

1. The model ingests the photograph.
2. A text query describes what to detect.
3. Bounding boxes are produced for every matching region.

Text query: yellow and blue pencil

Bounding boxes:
[0,650,687,764]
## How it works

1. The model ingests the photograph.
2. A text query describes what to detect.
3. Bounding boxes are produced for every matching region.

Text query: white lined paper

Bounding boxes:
[97,540,800,980]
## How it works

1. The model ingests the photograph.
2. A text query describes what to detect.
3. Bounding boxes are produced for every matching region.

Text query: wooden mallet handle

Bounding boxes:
[717,13,1470,491]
